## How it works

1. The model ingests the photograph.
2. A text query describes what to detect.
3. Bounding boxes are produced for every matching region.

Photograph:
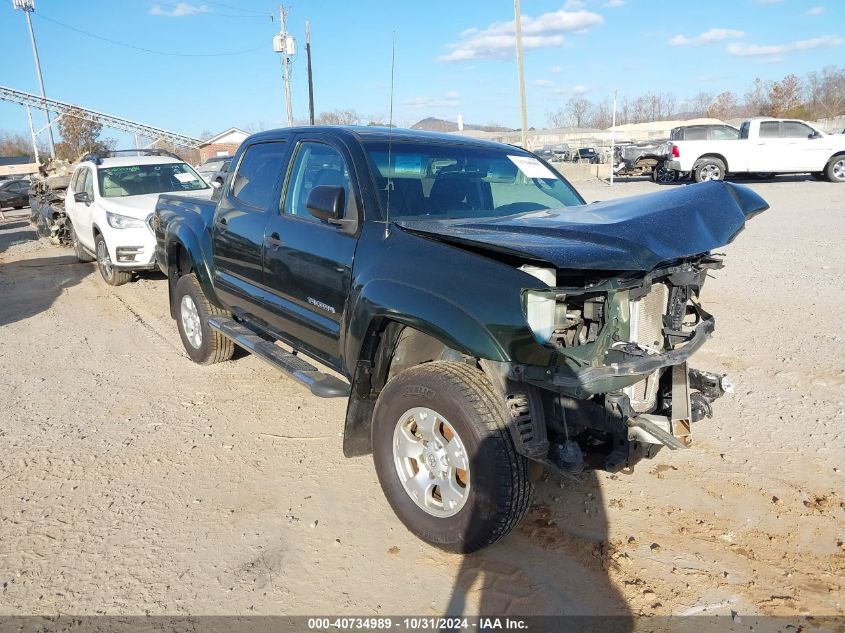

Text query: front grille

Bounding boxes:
[625,283,669,413]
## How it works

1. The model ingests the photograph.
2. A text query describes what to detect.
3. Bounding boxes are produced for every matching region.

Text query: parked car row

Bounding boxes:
[39,127,768,553]
[613,118,845,184]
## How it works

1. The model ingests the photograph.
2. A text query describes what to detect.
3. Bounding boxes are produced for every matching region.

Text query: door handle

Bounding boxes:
[265,232,282,249]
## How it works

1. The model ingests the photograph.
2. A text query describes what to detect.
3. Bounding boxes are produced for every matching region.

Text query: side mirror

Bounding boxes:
[306,185,344,222]
[211,180,221,189]
[808,131,821,139]
[74,192,91,204]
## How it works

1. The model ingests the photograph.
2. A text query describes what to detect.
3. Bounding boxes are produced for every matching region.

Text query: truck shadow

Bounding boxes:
[0,252,93,327]
[443,456,632,627]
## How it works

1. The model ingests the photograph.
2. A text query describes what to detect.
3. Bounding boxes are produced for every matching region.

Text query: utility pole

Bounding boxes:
[513,0,528,149]
[273,6,295,126]
[306,19,315,125]
[610,89,617,186]
[14,0,56,159]
[26,105,40,167]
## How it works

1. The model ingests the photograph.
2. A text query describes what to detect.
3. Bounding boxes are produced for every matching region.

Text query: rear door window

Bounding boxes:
[685,127,707,140]
[230,142,288,210]
[759,121,781,138]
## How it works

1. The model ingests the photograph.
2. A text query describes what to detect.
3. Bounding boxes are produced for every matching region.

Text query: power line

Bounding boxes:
[202,0,269,16]
[34,12,265,57]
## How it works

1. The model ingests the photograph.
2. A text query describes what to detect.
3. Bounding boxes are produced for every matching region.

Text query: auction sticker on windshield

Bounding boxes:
[174,172,198,183]
[508,155,556,179]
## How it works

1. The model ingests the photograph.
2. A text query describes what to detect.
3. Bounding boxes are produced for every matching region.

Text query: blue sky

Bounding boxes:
[1,0,842,146]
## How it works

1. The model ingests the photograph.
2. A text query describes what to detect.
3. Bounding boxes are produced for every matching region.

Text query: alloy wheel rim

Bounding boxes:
[180,295,202,349]
[96,240,113,279]
[701,164,721,181]
[392,407,470,518]
[834,159,845,181]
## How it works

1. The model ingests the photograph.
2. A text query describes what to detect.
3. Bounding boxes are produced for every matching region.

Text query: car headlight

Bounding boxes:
[106,211,145,229]
[519,265,558,344]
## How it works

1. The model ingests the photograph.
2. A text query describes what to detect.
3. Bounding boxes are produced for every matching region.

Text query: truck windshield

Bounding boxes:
[98,163,209,198]
[364,141,583,220]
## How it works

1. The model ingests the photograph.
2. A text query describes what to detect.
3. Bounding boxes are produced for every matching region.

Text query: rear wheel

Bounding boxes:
[652,163,677,184]
[174,273,234,365]
[693,157,726,183]
[825,156,845,183]
[95,233,132,286]
[372,361,533,553]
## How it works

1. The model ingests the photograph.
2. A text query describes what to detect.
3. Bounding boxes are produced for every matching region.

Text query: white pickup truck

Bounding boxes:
[665,118,845,183]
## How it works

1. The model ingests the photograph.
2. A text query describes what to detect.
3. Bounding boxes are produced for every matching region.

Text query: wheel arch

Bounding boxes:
[342,316,506,458]
[164,228,217,319]
[695,153,729,172]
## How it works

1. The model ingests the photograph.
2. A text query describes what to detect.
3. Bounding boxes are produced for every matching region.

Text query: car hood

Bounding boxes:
[396,181,768,271]
[100,189,213,218]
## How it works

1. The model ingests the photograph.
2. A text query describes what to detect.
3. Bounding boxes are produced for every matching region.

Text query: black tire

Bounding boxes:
[70,222,95,263]
[692,157,726,183]
[824,156,845,183]
[652,163,676,184]
[372,361,532,553]
[94,233,132,286]
[174,273,234,365]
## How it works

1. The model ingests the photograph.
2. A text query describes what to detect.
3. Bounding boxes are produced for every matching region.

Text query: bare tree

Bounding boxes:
[317,109,362,125]
[55,107,114,161]
[588,98,612,129]
[687,92,714,117]
[805,66,845,119]
[743,78,772,117]
[708,92,738,120]
[768,74,803,117]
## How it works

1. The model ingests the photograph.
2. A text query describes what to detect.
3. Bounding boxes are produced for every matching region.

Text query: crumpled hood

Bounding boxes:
[100,189,213,219]
[396,181,768,271]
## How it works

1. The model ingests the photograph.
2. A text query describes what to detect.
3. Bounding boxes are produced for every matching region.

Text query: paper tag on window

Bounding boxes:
[507,155,555,179]
[175,172,197,183]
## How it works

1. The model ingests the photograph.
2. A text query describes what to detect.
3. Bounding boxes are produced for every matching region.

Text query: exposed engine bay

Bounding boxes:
[29,175,72,246]
[506,255,733,476]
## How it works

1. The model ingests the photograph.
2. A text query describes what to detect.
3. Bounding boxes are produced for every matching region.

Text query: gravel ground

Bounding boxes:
[0,176,842,617]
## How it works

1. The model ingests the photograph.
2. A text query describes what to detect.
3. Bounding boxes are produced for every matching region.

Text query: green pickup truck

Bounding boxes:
[153,126,767,552]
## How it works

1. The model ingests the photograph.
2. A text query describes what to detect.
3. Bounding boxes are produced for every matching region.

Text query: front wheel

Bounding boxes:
[825,156,845,183]
[95,233,132,286]
[372,361,533,553]
[174,273,234,365]
[693,157,726,183]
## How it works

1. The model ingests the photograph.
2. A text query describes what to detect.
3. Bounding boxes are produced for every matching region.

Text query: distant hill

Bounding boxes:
[411,117,512,133]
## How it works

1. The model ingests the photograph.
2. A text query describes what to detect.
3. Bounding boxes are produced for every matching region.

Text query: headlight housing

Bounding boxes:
[519,265,557,344]
[106,211,145,229]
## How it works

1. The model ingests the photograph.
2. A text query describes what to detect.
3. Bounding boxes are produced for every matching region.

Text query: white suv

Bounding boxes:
[66,151,211,285]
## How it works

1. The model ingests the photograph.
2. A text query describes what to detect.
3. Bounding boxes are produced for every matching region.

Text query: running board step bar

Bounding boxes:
[208,317,350,398]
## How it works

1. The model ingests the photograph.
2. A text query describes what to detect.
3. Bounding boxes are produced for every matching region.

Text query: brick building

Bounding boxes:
[198,128,248,163]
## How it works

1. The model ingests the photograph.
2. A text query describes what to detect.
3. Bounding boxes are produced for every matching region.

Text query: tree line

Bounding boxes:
[547,65,845,129]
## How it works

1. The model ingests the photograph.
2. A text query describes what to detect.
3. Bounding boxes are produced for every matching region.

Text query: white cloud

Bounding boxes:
[572,84,589,94]
[439,8,603,62]
[669,28,745,46]
[402,92,462,109]
[604,0,624,6]
[150,2,209,16]
[806,6,826,15]
[726,34,843,56]
[535,79,555,87]
[564,0,585,8]
[549,65,562,73]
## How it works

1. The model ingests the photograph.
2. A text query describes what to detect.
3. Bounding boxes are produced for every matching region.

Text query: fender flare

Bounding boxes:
[163,222,218,318]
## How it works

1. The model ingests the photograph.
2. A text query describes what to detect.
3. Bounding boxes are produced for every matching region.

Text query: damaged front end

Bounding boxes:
[29,175,72,246]
[505,257,734,475]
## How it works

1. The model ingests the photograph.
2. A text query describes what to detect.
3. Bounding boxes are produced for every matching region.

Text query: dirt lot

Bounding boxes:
[0,177,842,617]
